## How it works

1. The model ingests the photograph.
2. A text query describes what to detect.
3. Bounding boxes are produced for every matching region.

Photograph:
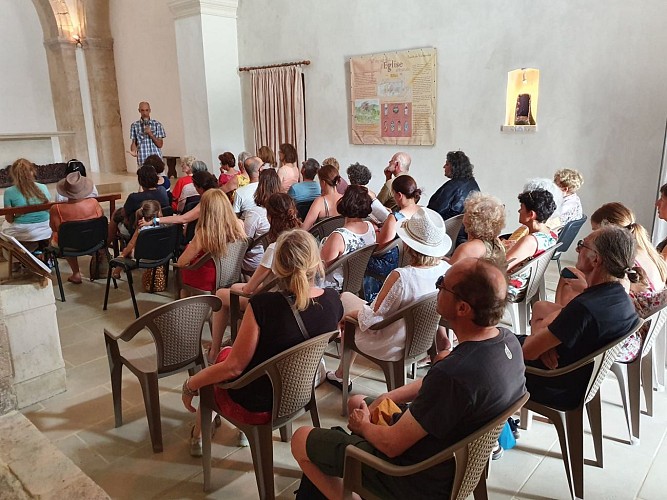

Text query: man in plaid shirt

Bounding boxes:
[129,102,166,166]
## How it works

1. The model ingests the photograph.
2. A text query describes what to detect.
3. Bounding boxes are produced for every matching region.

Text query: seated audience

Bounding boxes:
[378,152,411,212]
[2,158,52,248]
[109,165,169,245]
[553,168,584,224]
[277,143,301,192]
[170,155,196,211]
[232,156,261,215]
[112,200,163,279]
[322,157,349,194]
[175,160,208,212]
[144,154,170,191]
[288,158,321,203]
[182,229,343,456]
[209,193,301,364]
[555,202,667,362]
[218,151,249,200]
[504,178,564,245]
[49,172,103,284]
[427,150,480,245]
[54,159,99,202]
[242,169,281,274]
[257,145,276,170]
[327,207,451,391]
[300,164,343,230]
[347,162,376,199]
[320,185,376,289]
[176,189,246,296]
[291,258,526,499]
[364,175,422,301]
[506,188,557,301]
[448,192,506,265]
[521,226,639,410]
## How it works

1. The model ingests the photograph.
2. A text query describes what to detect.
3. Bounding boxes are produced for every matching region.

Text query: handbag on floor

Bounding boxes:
[142,266,167,292]
[89,249,111,281]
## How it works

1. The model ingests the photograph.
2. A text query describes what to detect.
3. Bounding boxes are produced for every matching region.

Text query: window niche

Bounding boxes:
[501,68,539,132]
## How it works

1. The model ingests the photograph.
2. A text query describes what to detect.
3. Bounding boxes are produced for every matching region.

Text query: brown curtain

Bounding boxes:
[251,66,305,164]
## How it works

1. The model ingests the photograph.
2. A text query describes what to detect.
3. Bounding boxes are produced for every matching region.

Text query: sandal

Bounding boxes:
[325,371,352,392]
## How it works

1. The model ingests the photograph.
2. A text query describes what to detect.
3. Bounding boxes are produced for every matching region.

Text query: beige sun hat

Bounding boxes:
[396,207,451,257]
[56,172,94,200]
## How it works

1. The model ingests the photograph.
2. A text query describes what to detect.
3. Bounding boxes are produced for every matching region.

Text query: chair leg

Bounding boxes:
[519,407,533,430]
[586,393,603,467]
[627,360,642,443]
[246,425,275,500]
[127,270,140,318]
[641,352,654,418]
[383,362,405,392]
[556,256,562,273]
[654,329,666,391]
[107,349,123,427]
[279,422,293,442]
[103,264,113,310]
[52,256,65,302]
[341,343,352,416]
[473,472,489,500]
[564,408,585,500]
[308,394,321,427]
[610,362,634,444]
[138,373,163,453]
[202,399,213,492]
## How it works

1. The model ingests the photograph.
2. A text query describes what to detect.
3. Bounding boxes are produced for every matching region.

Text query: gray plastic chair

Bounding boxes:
[342,393,529,500]
[324,243,378,297]
[610,304,667,443]
[341,292,440,415]
[175,238,249,297]
[308,215,345,241]
[103,295,222,453]
[200,332,335,498]
[444,214,464,257]
[520,318,643,499]
[506,244,560,335]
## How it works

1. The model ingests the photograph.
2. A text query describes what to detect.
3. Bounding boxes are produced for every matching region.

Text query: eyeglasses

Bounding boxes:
[435,275,459,298]
[576,239,597,253]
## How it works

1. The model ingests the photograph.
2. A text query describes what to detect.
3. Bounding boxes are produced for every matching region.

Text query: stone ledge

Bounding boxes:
[0,412,109,499]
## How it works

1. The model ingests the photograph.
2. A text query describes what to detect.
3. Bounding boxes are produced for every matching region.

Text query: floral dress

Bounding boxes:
[507,230,557,301]
[321,221,376,290]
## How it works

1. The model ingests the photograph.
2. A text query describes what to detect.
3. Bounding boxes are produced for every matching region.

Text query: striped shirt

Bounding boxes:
[130,118,166,165]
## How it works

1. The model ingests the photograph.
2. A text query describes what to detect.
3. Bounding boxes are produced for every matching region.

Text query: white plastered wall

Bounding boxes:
[110,0,186,172]
[0,1,57,134]
[236,0,667,246]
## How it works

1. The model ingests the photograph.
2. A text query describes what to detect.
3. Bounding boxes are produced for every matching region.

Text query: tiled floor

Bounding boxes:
[13,187,667,498]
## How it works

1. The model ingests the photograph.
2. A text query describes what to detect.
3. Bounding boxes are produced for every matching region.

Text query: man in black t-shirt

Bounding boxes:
[522,226,639,410]
[291,258,526,499]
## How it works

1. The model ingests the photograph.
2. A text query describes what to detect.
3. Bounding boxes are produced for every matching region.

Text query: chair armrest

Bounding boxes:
[177,252,212,271]
[525,360,595,378]
[368,292,438,331]
[230,287,253,300]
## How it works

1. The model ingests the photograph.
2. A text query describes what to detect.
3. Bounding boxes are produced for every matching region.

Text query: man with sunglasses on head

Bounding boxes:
[291,258,525,499]
[521,226,639,410]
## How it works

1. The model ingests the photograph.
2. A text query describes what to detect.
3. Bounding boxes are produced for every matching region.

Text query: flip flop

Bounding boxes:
[67,276,83,284]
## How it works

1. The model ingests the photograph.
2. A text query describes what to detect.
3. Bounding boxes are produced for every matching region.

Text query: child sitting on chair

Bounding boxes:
[112,200,162,279]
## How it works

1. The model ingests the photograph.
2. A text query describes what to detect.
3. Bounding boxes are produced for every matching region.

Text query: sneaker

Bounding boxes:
[238,430,249,447]
[492,442,504,460]
[508,417,520,439]
[190,425,202,457]
[325,370,352,392]
[313,358,326,388]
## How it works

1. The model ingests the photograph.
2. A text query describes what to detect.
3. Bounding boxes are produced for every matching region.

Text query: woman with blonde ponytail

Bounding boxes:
[182,228,342,456]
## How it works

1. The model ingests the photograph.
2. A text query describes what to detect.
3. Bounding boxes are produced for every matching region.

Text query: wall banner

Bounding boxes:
[350,47,436,146]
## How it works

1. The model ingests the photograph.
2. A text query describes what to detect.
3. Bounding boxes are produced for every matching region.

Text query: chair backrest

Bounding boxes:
[249,232,271,251]
[403,292,441,359]
[236,333,333,423]
[444,214,464,256]
[309,215,345,241]
[553,215,587,258]
[182,196,201,214]
[296,200,315,221]
[325,244,377,296]
[214,238,250,289]
[509,243,560,303]
[57,216,108,255]
[584,317,644,404]
[134,224,179,264]
[641,304,667,359]
[120,295,222,373]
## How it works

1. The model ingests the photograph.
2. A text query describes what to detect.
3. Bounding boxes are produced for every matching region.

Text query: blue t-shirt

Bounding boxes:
[3,184,51,224]
[288,181,321,203]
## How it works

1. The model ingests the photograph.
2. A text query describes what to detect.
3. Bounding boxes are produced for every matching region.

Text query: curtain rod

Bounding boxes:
[239,60,310,72]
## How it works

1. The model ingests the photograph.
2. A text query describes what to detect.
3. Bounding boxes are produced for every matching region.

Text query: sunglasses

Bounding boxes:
[435,275,461,299]
[576,239,597,253]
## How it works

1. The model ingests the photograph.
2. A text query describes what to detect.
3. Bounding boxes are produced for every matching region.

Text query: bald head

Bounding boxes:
[445,258,508,327]
[245,156,262,179]
[392,152,411,173]
[138,102,151,120]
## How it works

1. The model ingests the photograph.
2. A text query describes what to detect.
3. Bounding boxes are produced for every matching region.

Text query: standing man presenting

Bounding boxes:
[129,102,166,166]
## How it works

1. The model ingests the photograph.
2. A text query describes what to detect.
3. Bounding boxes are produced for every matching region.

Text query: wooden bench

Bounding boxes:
[0,193,122,218]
